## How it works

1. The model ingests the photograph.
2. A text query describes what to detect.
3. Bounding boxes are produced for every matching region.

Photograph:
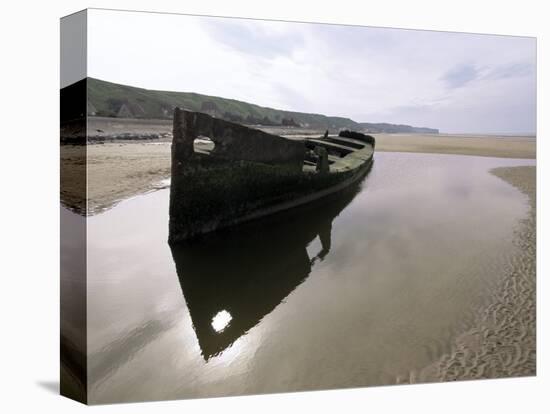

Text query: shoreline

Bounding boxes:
[418,166,536,382]
[61,134,536,215]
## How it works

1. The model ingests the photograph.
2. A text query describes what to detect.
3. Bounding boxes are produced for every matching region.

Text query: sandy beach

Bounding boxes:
[61,143,172,215]
[60,133,536,215]
[373,133,536,159]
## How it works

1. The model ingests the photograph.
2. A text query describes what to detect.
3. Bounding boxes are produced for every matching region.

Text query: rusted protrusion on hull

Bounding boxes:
[172,107,195,161]
[339,130,376,148]
[314,146,329,174]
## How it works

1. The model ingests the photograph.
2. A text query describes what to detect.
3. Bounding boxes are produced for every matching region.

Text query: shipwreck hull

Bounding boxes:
[168,108,374,243]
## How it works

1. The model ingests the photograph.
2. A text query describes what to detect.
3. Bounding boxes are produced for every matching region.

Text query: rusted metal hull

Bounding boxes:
[168,109,374,243]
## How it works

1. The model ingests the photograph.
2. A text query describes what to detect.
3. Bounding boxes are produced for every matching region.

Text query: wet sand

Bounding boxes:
[87,143,172,215]
[419,166,536,381]
[61,143,172,215]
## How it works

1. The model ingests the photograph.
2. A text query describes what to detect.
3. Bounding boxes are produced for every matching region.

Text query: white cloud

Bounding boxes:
[88,9,536,134]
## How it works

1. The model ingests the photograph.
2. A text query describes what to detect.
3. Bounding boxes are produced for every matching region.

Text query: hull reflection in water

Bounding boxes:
[170,168,370,360]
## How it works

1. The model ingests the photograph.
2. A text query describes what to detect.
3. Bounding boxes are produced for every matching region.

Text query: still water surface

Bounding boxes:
[85,152,534,403]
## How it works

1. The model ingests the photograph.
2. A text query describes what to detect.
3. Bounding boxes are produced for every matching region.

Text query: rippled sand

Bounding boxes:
[419,166,536,381]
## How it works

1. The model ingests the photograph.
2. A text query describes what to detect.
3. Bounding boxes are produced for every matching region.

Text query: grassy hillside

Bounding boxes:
[360,122,439,134]
[87,78,438,133]
[87,78,359,130]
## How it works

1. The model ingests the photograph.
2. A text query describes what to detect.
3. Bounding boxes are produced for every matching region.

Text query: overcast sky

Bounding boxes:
[88,9,536,134]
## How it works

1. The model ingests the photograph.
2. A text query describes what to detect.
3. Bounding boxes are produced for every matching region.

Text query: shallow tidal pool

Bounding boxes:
[72,152,534,403]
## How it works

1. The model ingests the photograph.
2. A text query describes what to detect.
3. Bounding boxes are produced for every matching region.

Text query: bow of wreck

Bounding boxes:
[168,108,374,243]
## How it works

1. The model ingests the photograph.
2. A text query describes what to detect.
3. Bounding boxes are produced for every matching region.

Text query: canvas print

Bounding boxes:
[60,8,536,405]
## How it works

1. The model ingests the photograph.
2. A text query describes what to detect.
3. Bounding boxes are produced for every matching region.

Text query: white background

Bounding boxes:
[0,0,547,412]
